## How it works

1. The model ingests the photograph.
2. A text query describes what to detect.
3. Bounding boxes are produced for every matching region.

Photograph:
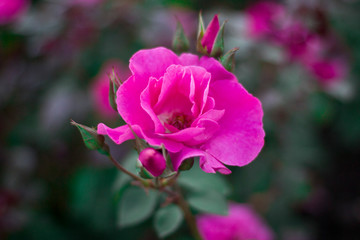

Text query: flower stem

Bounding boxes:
[108,154,147,185]
[174,184,202,240]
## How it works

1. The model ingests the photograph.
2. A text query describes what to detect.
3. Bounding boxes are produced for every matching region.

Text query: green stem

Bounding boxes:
[174,184,202,240]
[108,154,147,184]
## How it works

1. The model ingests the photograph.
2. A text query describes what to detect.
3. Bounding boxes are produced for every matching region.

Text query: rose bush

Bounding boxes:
[97,47,264,174]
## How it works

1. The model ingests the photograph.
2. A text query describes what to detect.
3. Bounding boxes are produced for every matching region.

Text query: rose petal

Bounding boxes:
[199,152,231,174]
[129,47,180,84]
[97,123,138,144]
[169,147,205,171]
[201,80,265,167]
[98,123,184,153]
[140,77,165,132]
[179,54,237,82]
[117,76,155,130]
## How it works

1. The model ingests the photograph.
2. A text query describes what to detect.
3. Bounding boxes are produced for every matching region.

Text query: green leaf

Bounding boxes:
[188,191,228,215]
[172,19,189,53]
[178,163,231,196]
[118,186,158,228]
[71,120,109,155]
[154,204,184,238]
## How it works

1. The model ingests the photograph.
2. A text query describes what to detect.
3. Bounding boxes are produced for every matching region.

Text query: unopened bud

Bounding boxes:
[138,148,166,177]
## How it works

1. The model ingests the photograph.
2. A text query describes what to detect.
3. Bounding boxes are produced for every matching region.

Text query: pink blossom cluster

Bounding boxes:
[246,2,348,86]
[197,203,274,240]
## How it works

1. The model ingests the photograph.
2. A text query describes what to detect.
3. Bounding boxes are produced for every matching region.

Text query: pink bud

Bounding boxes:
[138,148,166,177]
[201,15,220,54]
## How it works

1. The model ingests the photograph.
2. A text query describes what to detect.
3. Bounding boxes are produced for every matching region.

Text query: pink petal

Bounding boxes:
[153,65,193,118]
[117,76,154,130]
[169,147,205,171]
[199,152,231,174]
[157,127,205,142]
[179,54,237,82]
[98,123,184,153]
[129,47,180,85]
[140,77,165,132]
[201,15,220,54]
[97,123,137,144]
[201,80,265,167]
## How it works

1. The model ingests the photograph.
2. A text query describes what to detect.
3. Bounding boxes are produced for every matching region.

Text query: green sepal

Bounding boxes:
[210,20,226,58]
[71,120,109,156]
[160,168,177,179]
[178,157,194,171]
[136,160,155,179]
[220,47,239,72]
[196,11,208,55]
[109,68,120,112]
[172,19,189,54]
[128,125,148,154]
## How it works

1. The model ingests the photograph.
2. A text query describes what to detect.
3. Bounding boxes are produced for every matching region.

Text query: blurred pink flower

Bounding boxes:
[197,203,274,240]
[139,148,166,177]
[306,58,347,85]
[245,2,349,86]
[245,1,285,38]
[275,21,312,59]
[201,14,220,54]
[91,60,130,118]
[0,0,29,25]
[97,47,264,174]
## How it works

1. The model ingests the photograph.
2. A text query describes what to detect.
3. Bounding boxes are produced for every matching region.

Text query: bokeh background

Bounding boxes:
[1,0,360,239]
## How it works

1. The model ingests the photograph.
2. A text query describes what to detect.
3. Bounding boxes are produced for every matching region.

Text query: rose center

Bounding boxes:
[167,113,192,130]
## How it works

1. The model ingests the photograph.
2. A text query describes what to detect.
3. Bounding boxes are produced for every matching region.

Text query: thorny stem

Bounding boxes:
[174,184,202,240]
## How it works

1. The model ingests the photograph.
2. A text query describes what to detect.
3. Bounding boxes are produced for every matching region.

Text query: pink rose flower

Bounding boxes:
[91,60,130,118]
[201,14,220,54]
[97,47,264,174]
[197,203,274,240]
[0,0,29,25]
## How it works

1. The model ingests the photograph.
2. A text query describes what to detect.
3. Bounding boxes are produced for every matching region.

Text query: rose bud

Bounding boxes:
[198,14,225,57]
[138,148,166,177]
